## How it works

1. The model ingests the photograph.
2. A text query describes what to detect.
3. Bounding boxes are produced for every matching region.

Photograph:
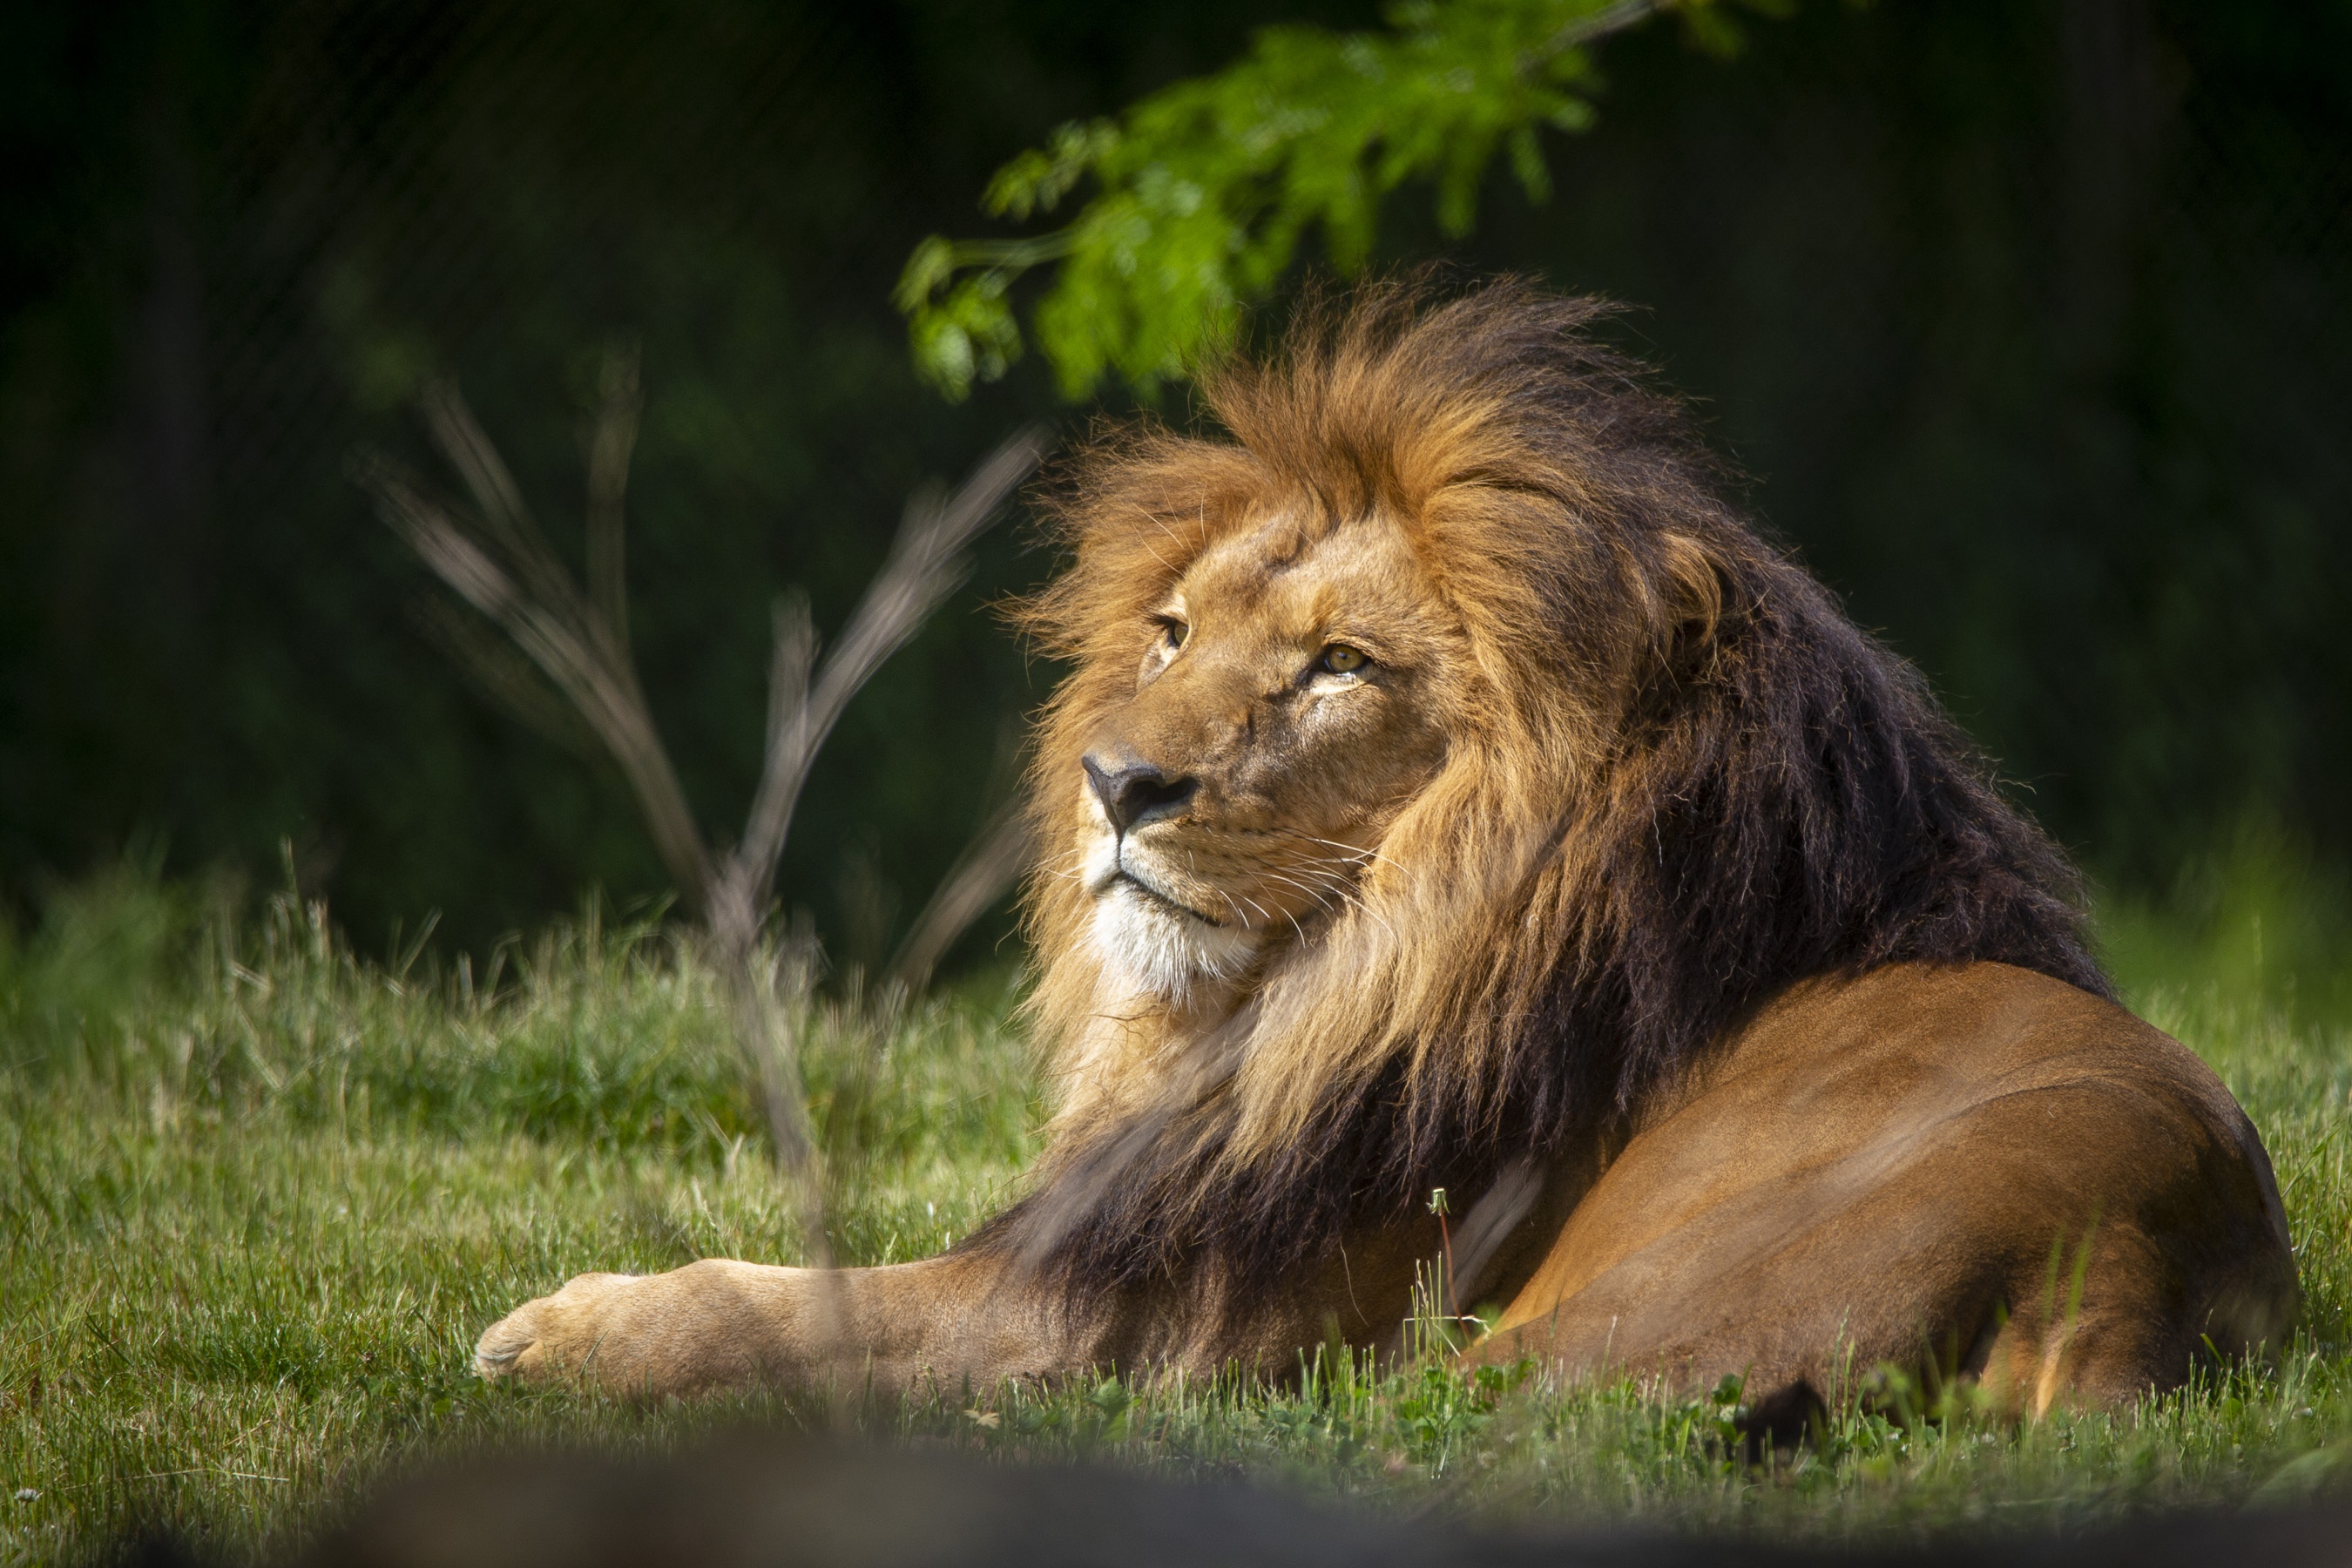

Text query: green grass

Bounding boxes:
[3,869,2351,1564]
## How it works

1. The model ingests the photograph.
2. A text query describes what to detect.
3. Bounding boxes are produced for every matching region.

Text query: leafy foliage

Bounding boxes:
[896,0,1789,399]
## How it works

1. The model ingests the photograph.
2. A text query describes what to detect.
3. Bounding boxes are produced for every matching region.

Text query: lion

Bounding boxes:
[476,280,2295,1418]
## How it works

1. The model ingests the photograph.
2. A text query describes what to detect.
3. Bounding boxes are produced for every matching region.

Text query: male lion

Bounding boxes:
[478,281,2295,1417]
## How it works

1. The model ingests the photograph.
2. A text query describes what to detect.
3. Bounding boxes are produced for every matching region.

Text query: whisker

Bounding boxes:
[1254,875,1335,939]
[1220,888,1297,943]
[1262,868,1397,943]
[1259,870,1342,913]
[1247,882,1312,943]
[1279,868,1398,943]
[1286,831,1407,874]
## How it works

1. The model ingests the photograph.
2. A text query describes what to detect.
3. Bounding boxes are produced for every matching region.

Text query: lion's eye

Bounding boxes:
[1319,644,1368,675]
[1159,618,1189,652]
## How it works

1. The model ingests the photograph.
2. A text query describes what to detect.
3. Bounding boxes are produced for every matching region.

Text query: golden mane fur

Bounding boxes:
[994,278,2105,1301]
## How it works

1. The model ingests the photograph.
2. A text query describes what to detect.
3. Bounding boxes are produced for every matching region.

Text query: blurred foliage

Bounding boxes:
[2101,816,2352,1030]
[0,0,2347,958]
[898,0,1792,399]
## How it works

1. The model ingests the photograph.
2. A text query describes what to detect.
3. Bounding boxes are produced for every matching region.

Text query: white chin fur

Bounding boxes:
[1091,882,1259,1001]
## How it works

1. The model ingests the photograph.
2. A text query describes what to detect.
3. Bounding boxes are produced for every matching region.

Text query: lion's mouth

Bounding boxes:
[1111,868,1226,927]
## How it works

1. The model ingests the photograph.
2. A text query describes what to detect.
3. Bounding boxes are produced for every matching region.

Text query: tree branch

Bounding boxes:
[358,379,1049,1293]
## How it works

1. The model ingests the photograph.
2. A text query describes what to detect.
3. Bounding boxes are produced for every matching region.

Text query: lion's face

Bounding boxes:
[1075,511,1462,999]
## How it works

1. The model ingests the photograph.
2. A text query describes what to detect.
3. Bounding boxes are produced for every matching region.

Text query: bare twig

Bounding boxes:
[727,433,1045,922]
[414,381,541,565]
[355,359,1046,1313]
[407,596,601,758]
[888,800,1033,995]
[1533,0,1667,64]
[693,429,1042,1282]
[356,443,711,903]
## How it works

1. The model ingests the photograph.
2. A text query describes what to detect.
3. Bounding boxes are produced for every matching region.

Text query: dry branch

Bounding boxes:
[889,800,1034,996]
[354,361,1046,1283]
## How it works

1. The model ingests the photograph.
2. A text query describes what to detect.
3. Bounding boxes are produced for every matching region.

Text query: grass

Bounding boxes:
[3,868,2351,1564]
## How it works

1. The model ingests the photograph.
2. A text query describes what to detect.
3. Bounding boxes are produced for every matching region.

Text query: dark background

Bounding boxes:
[3,0,2346,966]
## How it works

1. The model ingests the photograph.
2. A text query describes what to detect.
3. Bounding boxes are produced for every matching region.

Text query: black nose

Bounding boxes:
[1083,754,1198,835]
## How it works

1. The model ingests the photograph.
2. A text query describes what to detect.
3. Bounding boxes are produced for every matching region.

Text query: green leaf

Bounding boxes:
[894,235,958,315]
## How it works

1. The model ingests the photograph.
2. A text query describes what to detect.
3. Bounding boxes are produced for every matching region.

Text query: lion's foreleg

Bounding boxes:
[475,1249,1083,1398]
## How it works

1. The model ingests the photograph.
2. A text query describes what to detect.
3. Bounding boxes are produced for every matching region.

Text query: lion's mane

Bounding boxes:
[988,279,2106,1306]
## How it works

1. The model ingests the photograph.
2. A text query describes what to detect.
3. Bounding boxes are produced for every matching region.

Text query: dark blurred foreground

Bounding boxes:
[123,1435,2352,1568]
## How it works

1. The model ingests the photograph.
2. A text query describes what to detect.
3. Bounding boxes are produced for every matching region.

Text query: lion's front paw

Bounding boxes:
[474,1271,639,1383]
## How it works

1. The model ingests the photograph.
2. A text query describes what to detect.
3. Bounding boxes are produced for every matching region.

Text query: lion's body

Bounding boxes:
[477,282,2295,1413]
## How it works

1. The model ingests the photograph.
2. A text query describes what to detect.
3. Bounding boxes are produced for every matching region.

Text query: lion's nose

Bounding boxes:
[1082,754,1198,835]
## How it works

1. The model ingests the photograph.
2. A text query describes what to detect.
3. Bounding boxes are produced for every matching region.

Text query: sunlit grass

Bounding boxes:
[2,867,2349,1564]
